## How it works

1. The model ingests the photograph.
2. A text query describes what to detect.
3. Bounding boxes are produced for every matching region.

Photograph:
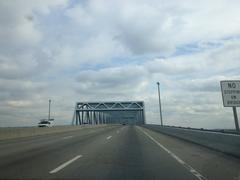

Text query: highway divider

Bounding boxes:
[0,125,114,140]
[142,124,240,158]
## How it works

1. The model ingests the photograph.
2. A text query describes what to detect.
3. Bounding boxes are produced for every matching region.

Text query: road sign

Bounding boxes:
[220,80,240,132]
[220,80,240,107]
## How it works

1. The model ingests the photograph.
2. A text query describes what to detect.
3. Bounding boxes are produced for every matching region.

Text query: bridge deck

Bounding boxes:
[0,125,239,179]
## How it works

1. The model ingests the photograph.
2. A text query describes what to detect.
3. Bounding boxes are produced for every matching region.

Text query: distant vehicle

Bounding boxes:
[39,118,54,121]
[122,123,126,125]
[38,120,53,127]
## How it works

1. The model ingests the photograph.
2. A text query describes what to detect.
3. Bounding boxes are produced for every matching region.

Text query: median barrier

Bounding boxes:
[0,124,114,140]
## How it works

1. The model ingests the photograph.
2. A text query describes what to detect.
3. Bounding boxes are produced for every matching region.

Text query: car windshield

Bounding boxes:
[0,1,240,180]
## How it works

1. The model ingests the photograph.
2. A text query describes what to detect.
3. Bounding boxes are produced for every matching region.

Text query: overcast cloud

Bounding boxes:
[0,0,240,128]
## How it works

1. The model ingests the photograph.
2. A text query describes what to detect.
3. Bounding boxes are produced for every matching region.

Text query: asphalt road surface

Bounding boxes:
[0,125,240,180]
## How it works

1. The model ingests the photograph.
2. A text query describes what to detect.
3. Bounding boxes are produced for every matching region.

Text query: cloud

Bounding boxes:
[52,34,125,67]
[0,0,240,129]
[64,0,240,55]
[0,0,69,127]
[0,0,69,78]
[0,1,67,52]
[7,100,33,108]
[76,66,150,96]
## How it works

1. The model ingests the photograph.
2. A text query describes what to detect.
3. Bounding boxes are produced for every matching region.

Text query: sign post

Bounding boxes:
[220,80,240,131]
[232,107,239,131]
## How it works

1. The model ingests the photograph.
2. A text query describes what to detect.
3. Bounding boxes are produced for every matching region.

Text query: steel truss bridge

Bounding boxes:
[72,101,145,125]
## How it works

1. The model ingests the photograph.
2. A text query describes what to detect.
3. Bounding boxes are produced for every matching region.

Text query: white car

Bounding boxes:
[38,120,53,127]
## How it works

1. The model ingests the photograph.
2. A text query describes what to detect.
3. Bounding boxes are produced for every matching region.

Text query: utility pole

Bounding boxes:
[157,82,163,126]
[48,99,51,121]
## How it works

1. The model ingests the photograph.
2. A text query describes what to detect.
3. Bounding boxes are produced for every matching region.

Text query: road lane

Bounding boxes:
[51,125,197,180]
[0,125,118,158]
[0,125,239,179]
[0,125,121,179]
[137,127,206,180]
[140,126,240,180]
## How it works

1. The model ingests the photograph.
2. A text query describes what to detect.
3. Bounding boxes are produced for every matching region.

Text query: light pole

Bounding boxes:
[48,99,51,121]
[157,82,163,126]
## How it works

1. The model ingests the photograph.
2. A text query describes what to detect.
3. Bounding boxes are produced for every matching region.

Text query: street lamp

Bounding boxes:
[48,99,51,121]
[157,82,163,126]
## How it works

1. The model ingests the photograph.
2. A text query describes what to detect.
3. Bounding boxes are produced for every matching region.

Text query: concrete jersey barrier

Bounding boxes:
[143,125,240,158]
[0,125,113,140]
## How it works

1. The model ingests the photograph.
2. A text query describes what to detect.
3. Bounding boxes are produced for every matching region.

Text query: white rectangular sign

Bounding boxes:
[221,80,240,107]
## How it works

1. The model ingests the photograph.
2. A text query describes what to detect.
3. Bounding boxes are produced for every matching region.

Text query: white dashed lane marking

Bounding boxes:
[49,155,82,174]
[106,136,112,140]
[62,136,73,140]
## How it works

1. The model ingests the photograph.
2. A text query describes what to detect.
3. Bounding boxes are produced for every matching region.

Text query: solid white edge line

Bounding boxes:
[49,155,82,174]
[107,136,112,140]
[137,127,208,180]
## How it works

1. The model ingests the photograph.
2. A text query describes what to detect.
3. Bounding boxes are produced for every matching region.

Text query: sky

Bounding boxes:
[0,0,240,128]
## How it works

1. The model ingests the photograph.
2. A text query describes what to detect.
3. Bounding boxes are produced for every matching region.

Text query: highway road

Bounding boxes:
[0,125,240,180]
